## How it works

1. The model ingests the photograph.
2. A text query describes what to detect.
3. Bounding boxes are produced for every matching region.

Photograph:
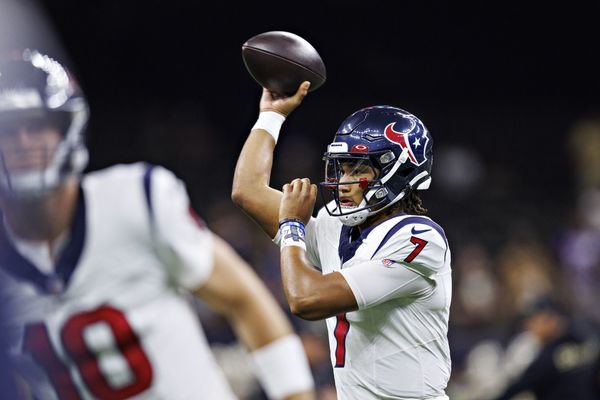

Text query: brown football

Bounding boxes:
[241,31,326,96]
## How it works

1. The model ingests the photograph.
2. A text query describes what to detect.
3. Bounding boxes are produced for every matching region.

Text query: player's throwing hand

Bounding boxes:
[280,178,317,225]
[260,81,311,117]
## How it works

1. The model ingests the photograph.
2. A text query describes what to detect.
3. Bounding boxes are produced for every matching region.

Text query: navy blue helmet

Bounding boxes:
[0,49,89,196]
[320,105,433,226]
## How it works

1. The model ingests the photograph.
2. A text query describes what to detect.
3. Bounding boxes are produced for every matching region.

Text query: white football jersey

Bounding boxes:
[284,205,452,400]
[0,163,237,400]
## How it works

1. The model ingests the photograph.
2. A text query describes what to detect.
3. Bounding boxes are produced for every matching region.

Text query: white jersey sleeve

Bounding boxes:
[378,217,449,278]
[149,165,214,290]
[338,260,434,310]
[338,216,449,310]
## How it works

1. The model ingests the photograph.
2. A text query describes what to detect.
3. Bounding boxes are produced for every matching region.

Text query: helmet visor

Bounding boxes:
[323,156,374,184]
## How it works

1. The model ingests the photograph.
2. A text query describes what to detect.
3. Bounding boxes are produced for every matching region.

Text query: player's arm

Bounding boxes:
[231,82,310,238]
[277,178,359,320]
[148,166,314,400]
[280,246,359,320]
[277,178,436,320]
[195,233,315,400]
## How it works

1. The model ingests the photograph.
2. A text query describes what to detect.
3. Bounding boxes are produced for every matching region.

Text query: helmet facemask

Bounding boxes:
[0,108,88,198]
[320,153,392,226]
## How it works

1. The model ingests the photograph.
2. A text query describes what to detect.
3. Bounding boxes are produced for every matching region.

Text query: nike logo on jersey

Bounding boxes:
[411,226,431,235]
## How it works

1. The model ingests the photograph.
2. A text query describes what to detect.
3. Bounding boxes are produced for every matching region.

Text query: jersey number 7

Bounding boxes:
[404,236,428,263]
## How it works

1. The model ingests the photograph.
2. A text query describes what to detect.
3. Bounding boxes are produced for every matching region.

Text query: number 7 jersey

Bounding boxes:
[0,163,237,400]
[302,206,452,400]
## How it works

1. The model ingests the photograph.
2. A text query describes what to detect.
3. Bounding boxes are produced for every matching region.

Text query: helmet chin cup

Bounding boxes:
[336,199,369,226]
[1,171,58,198]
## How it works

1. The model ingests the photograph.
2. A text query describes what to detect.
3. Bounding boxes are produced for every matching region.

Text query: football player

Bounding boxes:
[0,49,315,400]
[232,82,452,399]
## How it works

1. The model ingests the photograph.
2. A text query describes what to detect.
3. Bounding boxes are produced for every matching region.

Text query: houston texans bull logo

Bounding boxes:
[383,116,430,167]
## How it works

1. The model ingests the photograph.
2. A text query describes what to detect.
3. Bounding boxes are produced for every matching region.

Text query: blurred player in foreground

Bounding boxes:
[232,82,452,399]
[0,49,314,400]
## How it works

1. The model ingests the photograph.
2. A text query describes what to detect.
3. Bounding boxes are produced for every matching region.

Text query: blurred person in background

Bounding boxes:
[449,294,600,400]
[447,240,566,400]
[232,83,452,399]
[495,241,557,320]
[557,115,600,325]
[0,49,314,400]
[491,297,600,400]
[450,243,499,328]
[446,242,501,389]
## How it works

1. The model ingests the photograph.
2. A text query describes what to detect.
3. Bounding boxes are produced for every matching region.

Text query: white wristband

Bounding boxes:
[252,111,286,143]
[250,334,314,399]
[279,220,307,251]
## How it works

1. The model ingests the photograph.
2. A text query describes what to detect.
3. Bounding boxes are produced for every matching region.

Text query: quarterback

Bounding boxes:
[0,50,314,399]
[232,82,452,399]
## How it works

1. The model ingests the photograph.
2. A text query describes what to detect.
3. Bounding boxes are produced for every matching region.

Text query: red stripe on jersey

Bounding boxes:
[334,313,350,367]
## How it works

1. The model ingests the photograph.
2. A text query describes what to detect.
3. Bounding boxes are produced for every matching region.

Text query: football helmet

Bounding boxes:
[320,105,433,226]
[0,49,89,197]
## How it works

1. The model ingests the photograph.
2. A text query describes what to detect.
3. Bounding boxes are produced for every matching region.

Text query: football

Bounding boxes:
[241,31,326,96]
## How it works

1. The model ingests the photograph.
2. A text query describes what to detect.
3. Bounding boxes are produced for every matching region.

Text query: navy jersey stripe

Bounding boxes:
[371,216,448,261]
[55,187,87,288]
[143,164,155,223]
[0,186,87,294]
[338,224,378,264]
[337,213,406,264]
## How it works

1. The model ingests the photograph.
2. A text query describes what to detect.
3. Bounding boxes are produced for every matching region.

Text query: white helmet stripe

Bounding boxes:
[379,148,408,184]
[327,142,349,153]
[409,171,430,188]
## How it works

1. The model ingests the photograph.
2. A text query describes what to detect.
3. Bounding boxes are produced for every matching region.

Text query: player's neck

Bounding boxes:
[358,203,403,232]
[0,181,80,244]
[358,212,389,232]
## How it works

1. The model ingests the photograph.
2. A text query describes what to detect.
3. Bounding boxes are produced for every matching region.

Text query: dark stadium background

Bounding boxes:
[14,1,595,246]
[2,1,599,398]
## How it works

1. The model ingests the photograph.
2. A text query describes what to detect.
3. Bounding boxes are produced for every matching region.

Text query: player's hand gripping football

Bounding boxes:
[280,178,317,225]
[260,81,311,117]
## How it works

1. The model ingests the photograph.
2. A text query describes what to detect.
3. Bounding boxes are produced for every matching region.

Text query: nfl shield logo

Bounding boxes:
[382,259,395,267]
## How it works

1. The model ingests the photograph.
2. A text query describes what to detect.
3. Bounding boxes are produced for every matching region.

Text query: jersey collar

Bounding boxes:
[0,186,86,294]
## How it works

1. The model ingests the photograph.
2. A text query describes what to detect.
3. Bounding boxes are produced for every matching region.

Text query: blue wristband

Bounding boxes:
[279,220,306,250]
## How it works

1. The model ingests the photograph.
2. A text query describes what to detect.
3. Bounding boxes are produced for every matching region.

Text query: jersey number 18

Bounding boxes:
[23,305,153,399]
